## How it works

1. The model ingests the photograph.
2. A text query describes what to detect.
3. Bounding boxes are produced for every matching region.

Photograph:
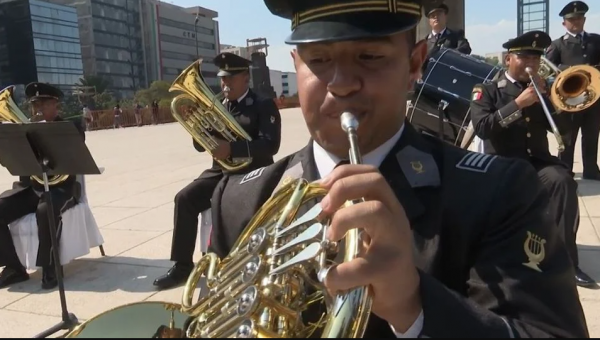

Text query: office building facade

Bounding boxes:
[269,70,297,98]
[0,0,83,92]
[48,0,147,98]
[142,1,220,92]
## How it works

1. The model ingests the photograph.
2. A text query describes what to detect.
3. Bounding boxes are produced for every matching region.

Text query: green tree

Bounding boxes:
[76,75,110,94]
[134,80,174,106]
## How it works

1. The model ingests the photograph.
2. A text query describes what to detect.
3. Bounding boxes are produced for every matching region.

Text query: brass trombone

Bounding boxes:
[539,56,600,113]
[525,67,565,152]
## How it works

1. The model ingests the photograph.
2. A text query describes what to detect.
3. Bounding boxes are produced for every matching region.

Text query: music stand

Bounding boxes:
[0,122,101,338]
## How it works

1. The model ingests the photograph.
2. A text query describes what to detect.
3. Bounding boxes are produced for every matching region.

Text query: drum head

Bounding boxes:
[65,301,190,338]
[409,48,504,145]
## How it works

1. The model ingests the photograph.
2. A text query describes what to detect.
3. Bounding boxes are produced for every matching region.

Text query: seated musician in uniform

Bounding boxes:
[0,82,85,290]
[469,30,596,289]
[153,52,283,290]
[204,0,588,337]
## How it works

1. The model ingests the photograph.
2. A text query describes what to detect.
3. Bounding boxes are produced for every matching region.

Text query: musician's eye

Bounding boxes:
[359,54,384,61]
[308,57,330,65]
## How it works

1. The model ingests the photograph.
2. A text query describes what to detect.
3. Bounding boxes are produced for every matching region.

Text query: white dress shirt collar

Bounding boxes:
[430,27,447,38]
[312,123,405,179]
[566,30,586,38]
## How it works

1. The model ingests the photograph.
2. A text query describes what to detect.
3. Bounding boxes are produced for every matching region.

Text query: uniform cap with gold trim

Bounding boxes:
[263,0,423,44]
[213,52,252,77]
[559,1,588,19]
[425,2,448,17]
[24,82,64,102]
[502,30,551,56]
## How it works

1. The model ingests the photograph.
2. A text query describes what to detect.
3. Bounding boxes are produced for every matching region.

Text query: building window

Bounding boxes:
[158,17,214,36]
[160,34,215,50]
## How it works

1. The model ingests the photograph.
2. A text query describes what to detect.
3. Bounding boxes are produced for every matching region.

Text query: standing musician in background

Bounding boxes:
[423,2,471,61]
[153,52,282,290]
[207,0,588,337]
[0,82,85,290]
[469,30,596,289]
[545,0,600,181]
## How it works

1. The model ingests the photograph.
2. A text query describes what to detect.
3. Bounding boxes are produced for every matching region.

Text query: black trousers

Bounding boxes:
[558,105,600,174]
[0,187,71,269]
[532,159,580,267]
[170,168,223,264]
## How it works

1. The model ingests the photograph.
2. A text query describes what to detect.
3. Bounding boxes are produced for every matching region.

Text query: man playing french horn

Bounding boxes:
[0,82,85,290]
[203,0,588,338]
[469,30,596,289]
[153,52,282,290]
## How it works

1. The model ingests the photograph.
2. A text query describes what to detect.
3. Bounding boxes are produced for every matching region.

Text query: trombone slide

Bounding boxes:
[525,67,565,153]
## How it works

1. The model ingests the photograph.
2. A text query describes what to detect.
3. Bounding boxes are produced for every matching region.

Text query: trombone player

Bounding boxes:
[469,30,596,288]
[153,52,282,290]
[0,82,85,290]
[207,0,587,337]
[545,0,600,181]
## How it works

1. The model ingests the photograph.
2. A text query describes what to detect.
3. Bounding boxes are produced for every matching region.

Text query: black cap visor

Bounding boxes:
[285,12,419,44]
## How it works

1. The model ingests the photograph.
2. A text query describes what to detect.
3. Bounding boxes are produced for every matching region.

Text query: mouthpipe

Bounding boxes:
[341,112,359,133]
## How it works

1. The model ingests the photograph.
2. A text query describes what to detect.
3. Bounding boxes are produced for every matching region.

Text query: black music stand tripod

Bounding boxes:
[0,122,101,338]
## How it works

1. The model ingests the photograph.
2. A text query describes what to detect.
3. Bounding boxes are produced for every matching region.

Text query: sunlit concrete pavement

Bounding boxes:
[0,108,599,337]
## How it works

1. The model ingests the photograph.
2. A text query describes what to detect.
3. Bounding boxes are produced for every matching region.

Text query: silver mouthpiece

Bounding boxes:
[223,86,231,93]
[525,67,533,74]
[341,112,359,133]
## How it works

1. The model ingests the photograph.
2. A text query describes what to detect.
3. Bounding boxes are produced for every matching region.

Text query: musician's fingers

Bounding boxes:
[326,199,401,242]
[318,164,379,187]
[319,171,401,219]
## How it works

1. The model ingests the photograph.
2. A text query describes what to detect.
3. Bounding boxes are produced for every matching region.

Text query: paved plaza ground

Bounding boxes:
[0,108,599,337]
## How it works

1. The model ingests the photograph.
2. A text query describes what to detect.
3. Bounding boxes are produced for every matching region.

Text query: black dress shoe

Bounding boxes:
[153,262,193,290]
[582,171,600,181]
[41,265,61,290]
[575,267,598,289]
[0,266,29,288]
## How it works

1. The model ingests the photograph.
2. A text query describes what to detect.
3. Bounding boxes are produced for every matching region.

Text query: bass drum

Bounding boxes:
[408,47,504,147]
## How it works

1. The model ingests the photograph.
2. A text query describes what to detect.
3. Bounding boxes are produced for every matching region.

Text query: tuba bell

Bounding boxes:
[539,56,600,112]
[0,85,69,186]
[169,59,253,172]
[62,112,372,339]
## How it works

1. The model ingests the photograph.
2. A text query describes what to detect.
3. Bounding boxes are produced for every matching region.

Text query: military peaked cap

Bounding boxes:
[559,1,588,18]
[213,52,252,77]
[263,0,423,44]
[502,30,551,56]
[25,82,64,102]
[426,2,449,17]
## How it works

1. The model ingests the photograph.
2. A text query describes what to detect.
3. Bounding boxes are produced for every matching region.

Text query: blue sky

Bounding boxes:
[169,0,600,72]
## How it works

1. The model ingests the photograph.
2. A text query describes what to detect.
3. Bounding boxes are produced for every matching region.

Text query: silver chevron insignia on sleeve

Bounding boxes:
[455,152,498,173]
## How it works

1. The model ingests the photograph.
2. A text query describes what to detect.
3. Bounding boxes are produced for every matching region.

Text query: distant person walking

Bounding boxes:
[113,104,122,128]
[134,102,142,127]
[83,104,93,131]
[151,100,159,125]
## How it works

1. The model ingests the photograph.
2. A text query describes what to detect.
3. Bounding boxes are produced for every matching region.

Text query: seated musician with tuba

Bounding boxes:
[153,52,282,290]
[0,82,85,290]
[204,0,588,337]
[469,30,596,289]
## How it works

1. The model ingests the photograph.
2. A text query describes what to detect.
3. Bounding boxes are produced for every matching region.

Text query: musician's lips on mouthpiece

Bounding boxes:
[325,110,367,122]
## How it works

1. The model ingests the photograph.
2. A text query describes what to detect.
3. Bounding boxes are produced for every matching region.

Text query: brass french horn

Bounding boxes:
[169,59,253,172]
[539,56,600,113]
[0,85,69,186]
[63,112,372,338]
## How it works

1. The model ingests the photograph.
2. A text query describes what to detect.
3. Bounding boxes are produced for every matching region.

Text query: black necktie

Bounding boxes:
[228,100,238,111]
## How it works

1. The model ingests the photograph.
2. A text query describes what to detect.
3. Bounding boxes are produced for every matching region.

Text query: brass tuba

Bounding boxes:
[169,59,253,172]
[0,85,69,186]
[63,112,372,339]
[539,56,600,112]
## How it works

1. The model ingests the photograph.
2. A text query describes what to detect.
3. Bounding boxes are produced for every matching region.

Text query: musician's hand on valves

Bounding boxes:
[515,87,540,109]
[318,164,422,333]
[213,138,231,160]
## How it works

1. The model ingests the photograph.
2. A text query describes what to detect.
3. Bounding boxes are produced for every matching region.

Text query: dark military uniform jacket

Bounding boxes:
[0,115,85,201]
[469,73,570,166]
[545,31,600,70]
[193,88,282,176]
[208,122,587,338]
[426,28,472,56]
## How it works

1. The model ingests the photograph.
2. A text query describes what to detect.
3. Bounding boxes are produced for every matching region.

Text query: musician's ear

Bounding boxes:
[409,40,427,83]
